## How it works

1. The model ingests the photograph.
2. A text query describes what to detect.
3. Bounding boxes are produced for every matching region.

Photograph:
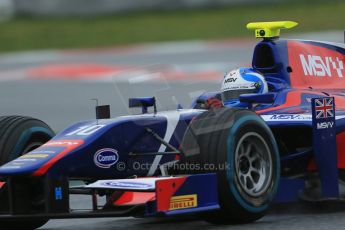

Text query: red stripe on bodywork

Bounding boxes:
[113,191,155,206]
[156,177,186,212]
[257,91,303,114]
[0,182,5,189]
[336,132,345,169]
[257,91,345,114]
[288,41,345,89]
[32,140,84,176]
[308,132,345,171]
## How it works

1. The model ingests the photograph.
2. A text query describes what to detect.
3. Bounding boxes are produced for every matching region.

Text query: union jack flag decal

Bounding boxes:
[315,98,334,119]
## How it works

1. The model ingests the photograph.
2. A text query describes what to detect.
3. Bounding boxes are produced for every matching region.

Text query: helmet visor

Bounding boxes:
[221,88,257,102]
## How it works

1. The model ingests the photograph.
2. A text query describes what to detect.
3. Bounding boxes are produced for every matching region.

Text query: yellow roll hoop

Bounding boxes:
[246,21,298,38]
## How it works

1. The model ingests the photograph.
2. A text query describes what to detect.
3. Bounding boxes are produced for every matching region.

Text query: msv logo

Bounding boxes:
[300,54,344,78]
[317,121,334,130]
[93,148,119,168]
[224,78,237,83]
[270,114,302,120]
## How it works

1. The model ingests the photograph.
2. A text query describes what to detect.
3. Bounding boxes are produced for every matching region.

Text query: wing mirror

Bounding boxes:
[129,97,157,114]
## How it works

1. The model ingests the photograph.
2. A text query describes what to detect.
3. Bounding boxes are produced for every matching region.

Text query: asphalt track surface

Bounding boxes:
[0,31,344,229]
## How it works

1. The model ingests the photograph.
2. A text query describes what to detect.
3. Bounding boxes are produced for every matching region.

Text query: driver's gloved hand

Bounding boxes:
[205,97,223,109]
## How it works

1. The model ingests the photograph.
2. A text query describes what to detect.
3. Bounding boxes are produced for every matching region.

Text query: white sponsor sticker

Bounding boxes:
[317,121,334,129]
[300,54,344,78]
[84,178,176,191]
[261,114,345,122]
[93,148,119,169]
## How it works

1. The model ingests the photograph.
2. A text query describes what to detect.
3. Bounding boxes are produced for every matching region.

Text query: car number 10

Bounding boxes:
[66,125,105,136]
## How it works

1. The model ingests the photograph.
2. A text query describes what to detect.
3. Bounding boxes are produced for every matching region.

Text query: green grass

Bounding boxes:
[0,0,344,52]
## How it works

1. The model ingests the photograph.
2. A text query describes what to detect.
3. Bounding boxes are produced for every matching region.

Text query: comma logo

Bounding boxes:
[93,148,119,168]
[300,54,344,78]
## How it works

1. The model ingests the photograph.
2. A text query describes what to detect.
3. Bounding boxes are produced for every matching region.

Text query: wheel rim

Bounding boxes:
[234,132,273,197]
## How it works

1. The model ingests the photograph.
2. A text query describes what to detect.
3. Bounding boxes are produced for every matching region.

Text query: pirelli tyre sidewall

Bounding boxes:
[224,110,280,213]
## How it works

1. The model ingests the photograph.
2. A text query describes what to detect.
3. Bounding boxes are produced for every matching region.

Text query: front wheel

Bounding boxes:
[0,116,55,165]
[181,108,280,224]
[0,116,54,229]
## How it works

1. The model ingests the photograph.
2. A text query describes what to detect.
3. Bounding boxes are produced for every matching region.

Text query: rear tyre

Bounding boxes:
[180,108,280,224]
[0,116,54,229]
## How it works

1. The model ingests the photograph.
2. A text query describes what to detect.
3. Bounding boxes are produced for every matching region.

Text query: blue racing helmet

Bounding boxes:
[221,68,268,105]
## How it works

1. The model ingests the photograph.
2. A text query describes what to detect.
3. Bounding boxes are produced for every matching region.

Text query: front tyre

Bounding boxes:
[181,108,280,224]
[0,116,54,229]
[0,116,55,165]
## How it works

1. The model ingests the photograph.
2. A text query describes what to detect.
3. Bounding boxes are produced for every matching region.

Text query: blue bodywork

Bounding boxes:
[0,37,345,214]
[0,110,202,179]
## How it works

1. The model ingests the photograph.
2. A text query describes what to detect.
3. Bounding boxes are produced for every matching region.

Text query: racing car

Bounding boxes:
[0,21,345,229]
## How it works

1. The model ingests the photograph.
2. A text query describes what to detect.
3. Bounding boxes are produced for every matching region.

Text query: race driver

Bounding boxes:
[205,67,268,109]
